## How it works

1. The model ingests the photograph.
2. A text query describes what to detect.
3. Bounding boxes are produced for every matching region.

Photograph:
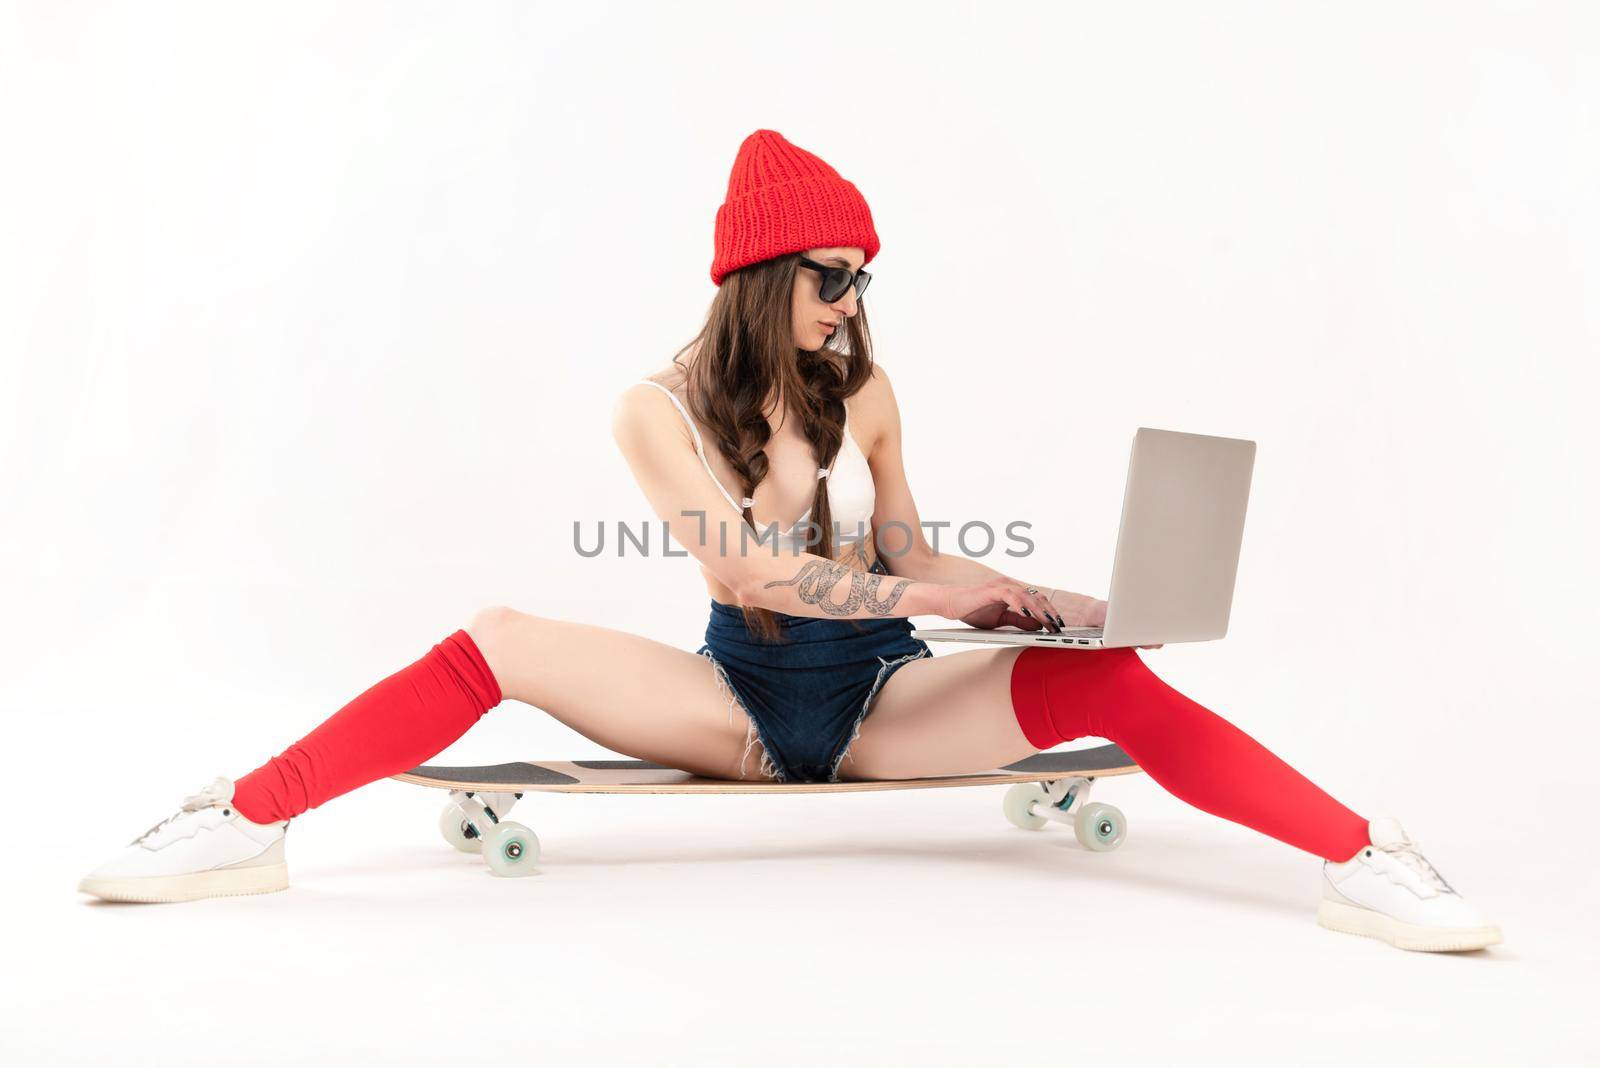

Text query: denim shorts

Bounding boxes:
[695,557,934,783]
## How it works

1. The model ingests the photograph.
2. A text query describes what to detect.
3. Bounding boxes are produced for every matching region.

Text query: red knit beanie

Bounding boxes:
[710,129,880,286]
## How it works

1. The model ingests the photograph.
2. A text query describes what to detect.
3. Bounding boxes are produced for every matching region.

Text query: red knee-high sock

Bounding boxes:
[1010,646,1369,861]
[231,630,503,824]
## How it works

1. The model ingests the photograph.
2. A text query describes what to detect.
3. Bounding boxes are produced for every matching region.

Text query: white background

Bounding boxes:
[3,2,1597,1064]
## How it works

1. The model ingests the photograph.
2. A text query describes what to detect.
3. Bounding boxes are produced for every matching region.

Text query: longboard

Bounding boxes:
[393,745,1142,876]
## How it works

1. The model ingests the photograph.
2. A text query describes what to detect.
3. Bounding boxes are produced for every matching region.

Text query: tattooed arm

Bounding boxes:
[739,552,948,620]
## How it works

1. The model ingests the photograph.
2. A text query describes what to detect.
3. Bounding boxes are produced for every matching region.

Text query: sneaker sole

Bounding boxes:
[1317,898,1502,952]
[78,862,289,904]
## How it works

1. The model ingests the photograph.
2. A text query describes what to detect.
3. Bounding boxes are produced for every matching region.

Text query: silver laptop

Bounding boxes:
[911,427,1256,649]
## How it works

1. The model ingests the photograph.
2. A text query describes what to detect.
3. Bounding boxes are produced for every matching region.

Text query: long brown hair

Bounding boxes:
[669,251,875,642]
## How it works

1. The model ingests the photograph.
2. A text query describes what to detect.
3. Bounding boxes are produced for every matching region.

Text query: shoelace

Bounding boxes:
[1379,835,1455,895]
[129,777,233,846]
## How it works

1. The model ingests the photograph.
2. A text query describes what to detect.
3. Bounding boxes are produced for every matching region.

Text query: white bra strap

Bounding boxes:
[637,380,748,514]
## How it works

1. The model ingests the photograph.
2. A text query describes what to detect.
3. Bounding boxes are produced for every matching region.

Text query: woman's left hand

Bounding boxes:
[1041,588,1106,628]
[959,584,1095,633]
[1037,586,1163,650]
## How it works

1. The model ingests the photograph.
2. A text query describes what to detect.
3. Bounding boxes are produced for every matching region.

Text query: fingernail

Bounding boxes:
[1022,607,1033,618]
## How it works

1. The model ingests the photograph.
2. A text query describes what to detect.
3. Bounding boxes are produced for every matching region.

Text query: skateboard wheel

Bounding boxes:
[482,821,540,877]
[439,803,484,853]
[1074,802,1126,852]
[1003,783,1050,831]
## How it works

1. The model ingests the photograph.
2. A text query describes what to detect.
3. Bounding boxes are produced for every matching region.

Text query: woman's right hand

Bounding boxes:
[939,580,1063,633]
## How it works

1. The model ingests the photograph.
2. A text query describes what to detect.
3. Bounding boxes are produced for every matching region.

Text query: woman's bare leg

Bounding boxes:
[466,606,778,781]
[231,608,778,822]
[836,647,1033,780]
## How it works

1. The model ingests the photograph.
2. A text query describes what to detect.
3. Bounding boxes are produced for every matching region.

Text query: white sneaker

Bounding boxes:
[78,777,289,903]
[1318,817,1502,952]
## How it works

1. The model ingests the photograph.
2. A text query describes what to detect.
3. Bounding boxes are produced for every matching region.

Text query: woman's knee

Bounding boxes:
[466,605,529,693]
[467,604,522,647]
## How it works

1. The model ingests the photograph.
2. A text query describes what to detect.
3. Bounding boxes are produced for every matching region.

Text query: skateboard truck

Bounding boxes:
[1002,776,1128,851]
[438,790,541,876]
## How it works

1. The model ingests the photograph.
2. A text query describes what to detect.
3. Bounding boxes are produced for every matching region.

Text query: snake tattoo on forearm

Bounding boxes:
[763,559,913,616]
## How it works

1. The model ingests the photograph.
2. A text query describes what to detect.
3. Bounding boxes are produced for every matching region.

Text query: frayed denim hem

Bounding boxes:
[696,647,785,783]
[827,646,933,783]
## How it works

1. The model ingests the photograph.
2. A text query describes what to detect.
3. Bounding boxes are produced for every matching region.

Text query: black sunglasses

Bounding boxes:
[797,256,872,303]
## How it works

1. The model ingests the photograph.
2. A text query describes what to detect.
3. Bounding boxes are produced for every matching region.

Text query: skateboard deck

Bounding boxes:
[393,743,1139,795]
[396,746,1142,875]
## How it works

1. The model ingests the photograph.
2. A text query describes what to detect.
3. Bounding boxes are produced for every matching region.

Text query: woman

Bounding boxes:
[79,129,1500,953]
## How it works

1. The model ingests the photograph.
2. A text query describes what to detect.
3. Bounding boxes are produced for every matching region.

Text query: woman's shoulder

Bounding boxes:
[619,366,687,423]
[637,362,688,394]
[844,361,900,454]
[617,364,687,413]
[612,364,697,451]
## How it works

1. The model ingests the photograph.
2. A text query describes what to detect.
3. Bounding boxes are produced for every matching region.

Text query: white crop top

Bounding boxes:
[637,379,876,550]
